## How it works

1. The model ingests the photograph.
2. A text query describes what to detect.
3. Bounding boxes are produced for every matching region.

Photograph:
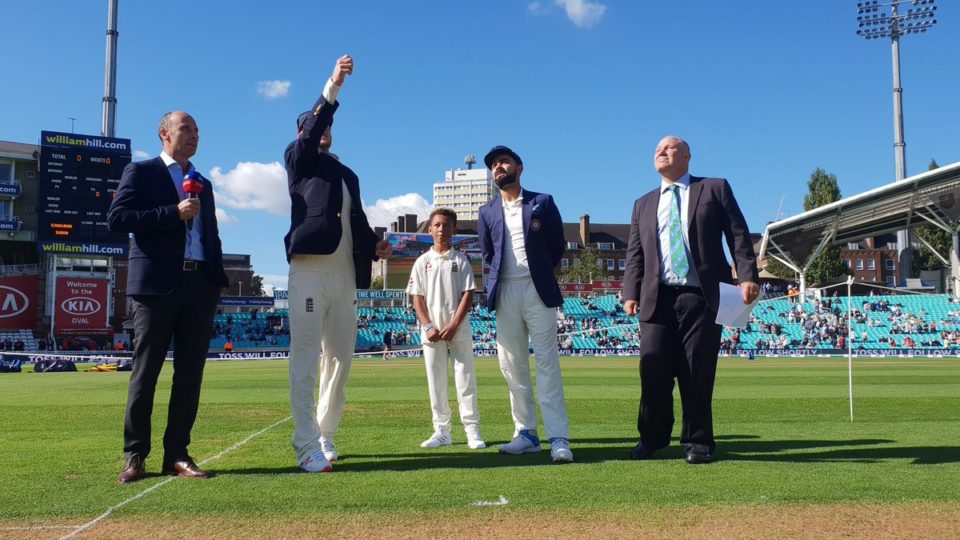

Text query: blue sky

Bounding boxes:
[2,1,957,291]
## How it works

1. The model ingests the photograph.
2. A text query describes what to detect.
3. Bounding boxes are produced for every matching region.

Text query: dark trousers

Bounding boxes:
[638,285,722,455]
[123,270,220,462]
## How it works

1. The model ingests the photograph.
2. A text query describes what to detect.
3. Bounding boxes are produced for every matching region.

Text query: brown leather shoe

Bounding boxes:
[161,458,213,479]
[117,456,146,484]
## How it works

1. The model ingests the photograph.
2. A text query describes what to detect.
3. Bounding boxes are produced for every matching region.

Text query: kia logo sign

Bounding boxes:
[61,297,102,316]
[0,286,29,318]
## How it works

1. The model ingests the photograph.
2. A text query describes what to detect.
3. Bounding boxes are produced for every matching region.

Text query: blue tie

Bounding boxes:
[665,184,689,281]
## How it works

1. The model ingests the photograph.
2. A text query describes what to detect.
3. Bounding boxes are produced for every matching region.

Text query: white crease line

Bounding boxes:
[60,416,291,540]
[0,525,80,530]
[470,495,509,507]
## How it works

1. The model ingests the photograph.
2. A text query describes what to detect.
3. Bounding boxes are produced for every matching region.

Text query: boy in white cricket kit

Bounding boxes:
[407,208,485,449]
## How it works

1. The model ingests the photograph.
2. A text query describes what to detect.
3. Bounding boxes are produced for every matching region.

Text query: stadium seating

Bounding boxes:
[192,292,960,353]
[0,329,38,352]
[721,293,960,351]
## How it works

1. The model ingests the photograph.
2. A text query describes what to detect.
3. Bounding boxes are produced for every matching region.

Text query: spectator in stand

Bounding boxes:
[381,330,393,360]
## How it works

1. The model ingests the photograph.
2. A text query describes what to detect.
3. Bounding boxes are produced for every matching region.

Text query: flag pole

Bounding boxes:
[847,275,855,422]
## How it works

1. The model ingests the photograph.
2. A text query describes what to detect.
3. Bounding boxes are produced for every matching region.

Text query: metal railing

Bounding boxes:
[0,263,40,276]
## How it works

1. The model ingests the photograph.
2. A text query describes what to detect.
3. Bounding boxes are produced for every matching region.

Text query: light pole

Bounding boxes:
[856,0,938,283]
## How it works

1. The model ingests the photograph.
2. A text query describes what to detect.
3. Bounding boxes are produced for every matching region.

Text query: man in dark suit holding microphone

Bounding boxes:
[108,111,228,483]
[623,135,759,464]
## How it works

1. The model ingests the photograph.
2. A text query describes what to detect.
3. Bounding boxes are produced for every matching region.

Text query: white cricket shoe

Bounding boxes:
[299,450,333,473]
[420,431,452,448]
[465,425,487,450]
[320,436,338,463]
[550,438,574,463]
[498,430,541,454]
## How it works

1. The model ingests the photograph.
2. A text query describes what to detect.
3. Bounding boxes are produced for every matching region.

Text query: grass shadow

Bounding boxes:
[212,436,955,475]
[723,442,960,465]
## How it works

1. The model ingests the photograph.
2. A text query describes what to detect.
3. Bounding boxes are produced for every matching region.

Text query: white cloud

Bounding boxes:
[361,193,433,230]
[528,1,545,14]
[261,273,289,292]
[208,161,289,215]
[207,160,433,231]
[132,150,150,160]
[554,0,606,28]
[257,80,292,100]
[215,207,238,225]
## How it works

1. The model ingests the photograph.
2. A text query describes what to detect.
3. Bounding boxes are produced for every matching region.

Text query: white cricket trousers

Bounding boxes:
[288,262,357,461]
[495,277,570,441]
[423,338,479,433]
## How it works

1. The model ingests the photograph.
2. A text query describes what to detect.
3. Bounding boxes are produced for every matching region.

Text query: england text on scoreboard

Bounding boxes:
[37,131,131,254]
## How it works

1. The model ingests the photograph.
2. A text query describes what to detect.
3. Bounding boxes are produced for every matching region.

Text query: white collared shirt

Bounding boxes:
[500,196,530,280]
[160,151,205,261]
[406,247,476,342]
[656,173,700,287]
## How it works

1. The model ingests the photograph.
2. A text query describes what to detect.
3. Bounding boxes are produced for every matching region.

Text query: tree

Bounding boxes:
[804,168,849,285]
[248,273,265,296]
[912,159,950,276]
[369,275,384,290]
[559,245,609,283]
[803,167,842,212]
[227,273,265,296]
[761,257,795,280]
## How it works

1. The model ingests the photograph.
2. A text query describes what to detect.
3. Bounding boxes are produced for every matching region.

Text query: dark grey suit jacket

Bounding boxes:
[623,176,759,321]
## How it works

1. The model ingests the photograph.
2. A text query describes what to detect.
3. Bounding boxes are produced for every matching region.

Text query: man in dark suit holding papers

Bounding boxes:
[622,135,759,464]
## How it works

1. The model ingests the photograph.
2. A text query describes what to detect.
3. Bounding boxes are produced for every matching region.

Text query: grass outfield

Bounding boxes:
[0,356,958,538]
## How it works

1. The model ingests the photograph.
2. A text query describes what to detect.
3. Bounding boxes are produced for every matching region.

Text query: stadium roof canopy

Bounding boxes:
[759,162,960,277]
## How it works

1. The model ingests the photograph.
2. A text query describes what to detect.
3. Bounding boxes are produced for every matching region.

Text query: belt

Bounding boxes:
[182,260,204,271]
[659,284,702,295]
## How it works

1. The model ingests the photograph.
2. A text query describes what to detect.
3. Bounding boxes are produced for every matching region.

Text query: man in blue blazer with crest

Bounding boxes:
[478,145,573,463]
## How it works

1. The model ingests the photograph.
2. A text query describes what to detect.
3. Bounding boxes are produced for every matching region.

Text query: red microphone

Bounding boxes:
[182,171,203,230]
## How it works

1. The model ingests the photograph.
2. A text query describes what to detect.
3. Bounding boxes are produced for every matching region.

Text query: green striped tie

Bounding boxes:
[665,184,689,281]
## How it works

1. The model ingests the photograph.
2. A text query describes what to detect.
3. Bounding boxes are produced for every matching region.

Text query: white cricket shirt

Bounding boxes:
[406,247,476,343]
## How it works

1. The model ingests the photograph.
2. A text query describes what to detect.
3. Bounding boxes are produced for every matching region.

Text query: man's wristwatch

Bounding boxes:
[423,322,435,332]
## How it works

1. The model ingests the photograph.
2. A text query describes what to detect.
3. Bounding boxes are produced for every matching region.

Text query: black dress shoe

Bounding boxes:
[117,456,146,484]
[685,451,714,464]
[629,442,656,460]
[161,458,213,478]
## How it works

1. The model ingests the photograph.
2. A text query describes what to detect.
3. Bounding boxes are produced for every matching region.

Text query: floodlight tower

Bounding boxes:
[102,0,119,137]
[856,0,938,283]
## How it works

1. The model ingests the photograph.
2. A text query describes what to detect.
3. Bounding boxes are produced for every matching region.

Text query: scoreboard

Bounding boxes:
[37,131,131,254]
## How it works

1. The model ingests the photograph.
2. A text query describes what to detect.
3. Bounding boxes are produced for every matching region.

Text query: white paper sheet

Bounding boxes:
[716,282,759,328]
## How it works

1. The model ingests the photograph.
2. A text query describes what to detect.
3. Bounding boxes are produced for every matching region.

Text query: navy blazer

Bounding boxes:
[283,94,379,289]
[478,189,565,310]
[107,157,228,296]
[622,176,759,321]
